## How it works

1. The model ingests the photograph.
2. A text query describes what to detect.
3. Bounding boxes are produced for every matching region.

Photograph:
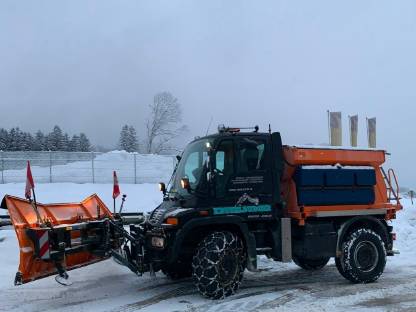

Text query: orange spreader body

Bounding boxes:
[281,146,402,225]
[1,194,113,284]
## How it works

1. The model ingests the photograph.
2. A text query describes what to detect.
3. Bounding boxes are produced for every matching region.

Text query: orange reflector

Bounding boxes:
[199,210,209,216]
[165,217,178,225]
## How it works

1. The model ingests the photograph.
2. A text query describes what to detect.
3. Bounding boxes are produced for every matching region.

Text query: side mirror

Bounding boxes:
[180,177,191,193]
[158,182,166,195]
[176,155,182,162]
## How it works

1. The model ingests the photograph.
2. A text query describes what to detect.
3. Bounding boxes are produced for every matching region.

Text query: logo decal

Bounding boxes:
[213,205,272,215]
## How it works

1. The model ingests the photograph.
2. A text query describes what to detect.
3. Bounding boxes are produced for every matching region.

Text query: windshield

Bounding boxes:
[169,139,212,196]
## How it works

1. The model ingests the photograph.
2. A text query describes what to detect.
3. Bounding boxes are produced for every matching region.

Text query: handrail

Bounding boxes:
[388,168,400,202]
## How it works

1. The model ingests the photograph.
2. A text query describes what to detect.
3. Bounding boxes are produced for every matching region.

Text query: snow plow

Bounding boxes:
[1,194,123,284]
[1,126,403,299]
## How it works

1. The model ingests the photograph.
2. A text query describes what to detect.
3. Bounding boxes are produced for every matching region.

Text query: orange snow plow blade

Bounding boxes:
[1,194,116,285]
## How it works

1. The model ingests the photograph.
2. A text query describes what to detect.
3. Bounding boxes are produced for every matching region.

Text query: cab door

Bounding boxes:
[212,135,273,217]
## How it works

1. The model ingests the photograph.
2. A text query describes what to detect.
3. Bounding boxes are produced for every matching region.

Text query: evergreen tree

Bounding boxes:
[47,125,65,151]
[33,130,46,151]
[8,127,23,151]
[69,135,81,151]
[118,125,130,151]
[21,132,34,151]
[128,126,139,152]
[0,128,9,151]
[63,133,70,151]
[79,133,91,152]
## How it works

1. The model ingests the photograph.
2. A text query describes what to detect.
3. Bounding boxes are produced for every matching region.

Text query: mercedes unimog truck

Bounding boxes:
[2,126,402,299]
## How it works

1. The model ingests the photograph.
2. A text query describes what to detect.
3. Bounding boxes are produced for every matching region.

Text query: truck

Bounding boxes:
[1,126,402,299]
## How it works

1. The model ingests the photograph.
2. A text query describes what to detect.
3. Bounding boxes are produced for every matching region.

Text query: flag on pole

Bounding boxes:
[113,171,120,199]
[349,115,358,147]
[367,117,377,148]
[329,111,342,146]
[25,161,35,199]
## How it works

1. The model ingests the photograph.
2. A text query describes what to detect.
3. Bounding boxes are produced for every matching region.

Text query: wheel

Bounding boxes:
[162,261,192,280]
[192,231,246,299]
[293,256,330,270]
[336,228,386,283]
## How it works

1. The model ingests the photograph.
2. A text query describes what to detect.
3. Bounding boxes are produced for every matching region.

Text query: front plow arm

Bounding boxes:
[1,194,122,285]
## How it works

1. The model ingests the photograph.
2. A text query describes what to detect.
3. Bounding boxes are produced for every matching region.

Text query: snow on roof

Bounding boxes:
[284,144,386,152]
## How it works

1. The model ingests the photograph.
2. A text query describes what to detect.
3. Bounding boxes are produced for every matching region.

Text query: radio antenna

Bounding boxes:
[205,116,213,136]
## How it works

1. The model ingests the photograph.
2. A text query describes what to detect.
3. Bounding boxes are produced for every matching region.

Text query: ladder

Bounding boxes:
[381,167,400,204]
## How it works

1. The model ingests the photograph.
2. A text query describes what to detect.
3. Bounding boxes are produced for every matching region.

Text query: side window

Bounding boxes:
[215,140,234,198]
[237,138,266,174]
[184,152,199,183]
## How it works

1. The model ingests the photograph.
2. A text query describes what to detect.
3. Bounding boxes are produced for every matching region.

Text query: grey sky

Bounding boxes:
[0,1,415,187]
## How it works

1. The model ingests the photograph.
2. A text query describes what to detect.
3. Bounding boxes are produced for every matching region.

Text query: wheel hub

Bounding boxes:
[354,241,379,272]
[218,250,239,286]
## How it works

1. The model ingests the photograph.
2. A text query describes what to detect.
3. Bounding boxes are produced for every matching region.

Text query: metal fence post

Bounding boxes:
[49,151,52,183]
[134,153,137,184]
[1,151,4,184]
[91,152,95,184]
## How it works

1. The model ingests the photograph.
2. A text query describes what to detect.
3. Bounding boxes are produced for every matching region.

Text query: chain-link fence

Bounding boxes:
[0,151,176,184]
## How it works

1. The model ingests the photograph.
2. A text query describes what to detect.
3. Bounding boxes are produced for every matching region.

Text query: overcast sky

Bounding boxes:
[1,1,415,187]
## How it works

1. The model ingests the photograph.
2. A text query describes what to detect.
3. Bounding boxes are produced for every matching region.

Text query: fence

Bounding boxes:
[0,151,176,184]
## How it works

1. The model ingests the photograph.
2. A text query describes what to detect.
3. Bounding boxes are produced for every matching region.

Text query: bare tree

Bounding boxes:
[146,92,186,154]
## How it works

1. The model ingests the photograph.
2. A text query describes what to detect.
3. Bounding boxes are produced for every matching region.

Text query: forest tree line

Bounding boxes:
[0,126,91,152]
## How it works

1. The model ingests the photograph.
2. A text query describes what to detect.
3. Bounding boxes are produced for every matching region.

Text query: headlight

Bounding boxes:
[151,236,165,248]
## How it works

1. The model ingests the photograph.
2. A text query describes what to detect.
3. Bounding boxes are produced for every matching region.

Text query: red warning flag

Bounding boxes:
[25,161,35,199]
[113,171,120,199]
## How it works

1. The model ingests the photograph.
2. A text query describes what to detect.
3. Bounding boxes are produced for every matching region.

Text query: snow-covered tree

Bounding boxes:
[79,133,91,152]
[145,92,187,154]
[119,125,130,151]
[47,126,65,151]
[0,128,9,151]
[33,130,46,151]
[69,135,81,151]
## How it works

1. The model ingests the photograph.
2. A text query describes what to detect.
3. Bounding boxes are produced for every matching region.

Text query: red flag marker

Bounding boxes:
[112,171,120,214]
[113,171,120,199]
[25,161,35,199]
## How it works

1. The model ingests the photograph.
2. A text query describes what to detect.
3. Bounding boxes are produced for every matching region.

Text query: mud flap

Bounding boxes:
[1,194,117,285]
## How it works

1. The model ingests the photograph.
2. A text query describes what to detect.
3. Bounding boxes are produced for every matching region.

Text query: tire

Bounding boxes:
[162,261,192,280]
[336,228,386,283]
[293,256,330,270]
[192,231,246,299]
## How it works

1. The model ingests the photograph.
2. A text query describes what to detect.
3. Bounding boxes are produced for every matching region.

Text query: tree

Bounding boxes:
[0,129,9,151]
[145,92,187,154]
[69,135,81,152]
[79,133,91,152]
[33,130,46,151]
[47,125,65,151]
[118,125,138,152]
[128,126,139,152]
[119,125,130,151]
[8,127,23,151]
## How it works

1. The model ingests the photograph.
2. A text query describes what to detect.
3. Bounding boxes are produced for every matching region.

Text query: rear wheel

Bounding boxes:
[293,256,330,270]
[192,231,246,299]
[336,228,386,283]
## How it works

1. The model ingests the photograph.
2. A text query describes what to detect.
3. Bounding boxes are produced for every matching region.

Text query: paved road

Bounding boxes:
[1,226,415,312]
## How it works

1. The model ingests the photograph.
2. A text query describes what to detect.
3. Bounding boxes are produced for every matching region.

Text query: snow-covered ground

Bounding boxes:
[0,183,415,312]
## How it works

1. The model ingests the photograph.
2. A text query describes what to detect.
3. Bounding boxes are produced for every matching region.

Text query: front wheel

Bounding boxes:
[293,256,330,270]
[192,231,246,299]
[336,228,386,283]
